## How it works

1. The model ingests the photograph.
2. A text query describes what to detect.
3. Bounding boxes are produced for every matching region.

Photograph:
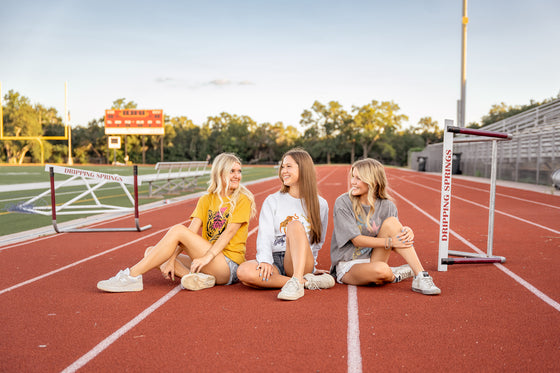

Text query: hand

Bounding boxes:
[160,260,176,281]
[190,253,213,273]
[395,226,414,248]
[256,262,274,282]
[400,226,414,241]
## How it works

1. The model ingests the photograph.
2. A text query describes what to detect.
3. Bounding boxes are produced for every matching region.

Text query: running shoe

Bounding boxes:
[391,264,414,283]
[412,271,441,295]
[303,273,335,290]
[278,276,304,300]
[97,268,143,292]
[181,273,216,291]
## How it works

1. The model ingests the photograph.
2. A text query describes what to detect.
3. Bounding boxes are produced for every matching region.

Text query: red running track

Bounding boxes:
[0,166,559,372]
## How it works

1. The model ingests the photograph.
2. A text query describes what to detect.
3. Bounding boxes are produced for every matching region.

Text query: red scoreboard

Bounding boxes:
[105,109,164,135]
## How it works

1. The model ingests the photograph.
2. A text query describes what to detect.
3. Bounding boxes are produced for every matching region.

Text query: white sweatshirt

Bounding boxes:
[255,191,329,266]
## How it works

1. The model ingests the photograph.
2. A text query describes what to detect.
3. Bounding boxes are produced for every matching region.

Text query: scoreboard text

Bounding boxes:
[105,109,164,135]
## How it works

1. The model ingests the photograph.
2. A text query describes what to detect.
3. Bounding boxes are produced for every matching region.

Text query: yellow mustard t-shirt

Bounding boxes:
[191,193,251,264]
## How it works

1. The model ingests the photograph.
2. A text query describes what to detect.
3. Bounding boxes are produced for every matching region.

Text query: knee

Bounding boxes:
[144,246,154,257]
[378,217,402,237]
[285,220,306,237]
[237,262,257,283]
[370,262,391,279]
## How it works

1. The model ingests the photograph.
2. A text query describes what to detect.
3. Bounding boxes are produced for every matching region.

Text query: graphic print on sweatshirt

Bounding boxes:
[206,207,229,243]
[273,213,311,247]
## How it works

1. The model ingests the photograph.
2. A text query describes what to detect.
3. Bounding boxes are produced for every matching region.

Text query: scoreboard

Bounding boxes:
[105,109,164,135]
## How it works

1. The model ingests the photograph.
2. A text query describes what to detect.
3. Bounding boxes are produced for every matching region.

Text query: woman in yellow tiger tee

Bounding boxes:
[97,153,256,293]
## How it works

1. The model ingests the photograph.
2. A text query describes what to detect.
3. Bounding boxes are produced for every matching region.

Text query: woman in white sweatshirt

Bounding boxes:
[237,148,334,301]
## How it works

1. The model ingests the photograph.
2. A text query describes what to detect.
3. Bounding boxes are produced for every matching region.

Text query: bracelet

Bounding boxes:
[385,237,392,250]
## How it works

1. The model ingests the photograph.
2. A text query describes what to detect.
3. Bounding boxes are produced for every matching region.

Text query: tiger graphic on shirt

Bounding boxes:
[206,207,229,243]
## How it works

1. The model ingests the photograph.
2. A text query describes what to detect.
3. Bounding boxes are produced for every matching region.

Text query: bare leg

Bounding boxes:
[237,260,290,288]
[372,217,424,275]
[283,221,315,283]
[130,224,231,284]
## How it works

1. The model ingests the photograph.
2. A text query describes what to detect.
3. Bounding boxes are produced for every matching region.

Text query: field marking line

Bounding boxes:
[60,285,183,373]
[392,175,560,235]
[0,224,178,296]
[390,188,560,312]
[401,172,560,210]
[347,285,362,373]
[61,226,259,373]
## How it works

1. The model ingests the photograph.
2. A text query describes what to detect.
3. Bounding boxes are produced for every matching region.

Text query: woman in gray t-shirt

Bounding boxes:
[330,158,441,295]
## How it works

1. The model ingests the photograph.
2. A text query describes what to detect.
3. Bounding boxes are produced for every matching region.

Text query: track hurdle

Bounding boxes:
[438,120,512,271]
[16,165,151,233]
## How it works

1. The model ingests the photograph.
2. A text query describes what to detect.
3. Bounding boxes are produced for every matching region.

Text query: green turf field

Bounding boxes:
[0,164,277,237]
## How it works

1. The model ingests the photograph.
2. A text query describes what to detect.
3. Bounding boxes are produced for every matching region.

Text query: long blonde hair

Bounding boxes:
[207,153,257,219]
[348,158,393,231]
[279,148,322,244]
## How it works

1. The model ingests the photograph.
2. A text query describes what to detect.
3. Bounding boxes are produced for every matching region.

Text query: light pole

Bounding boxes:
[458,0,468,127]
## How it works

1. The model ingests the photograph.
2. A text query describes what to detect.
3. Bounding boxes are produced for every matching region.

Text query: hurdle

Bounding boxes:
[438,120,512,271]
[15,165,152,233]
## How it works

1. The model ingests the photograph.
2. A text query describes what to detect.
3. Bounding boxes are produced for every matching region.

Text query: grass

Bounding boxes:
[0,164,277,237]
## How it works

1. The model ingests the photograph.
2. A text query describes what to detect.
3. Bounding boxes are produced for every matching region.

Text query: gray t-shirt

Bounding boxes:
[330,193,398,276]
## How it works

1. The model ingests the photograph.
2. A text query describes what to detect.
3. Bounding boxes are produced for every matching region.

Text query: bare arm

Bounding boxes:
[190,222,242,273]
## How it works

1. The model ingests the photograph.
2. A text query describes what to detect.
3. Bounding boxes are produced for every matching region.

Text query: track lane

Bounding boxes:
[1,166,559,372]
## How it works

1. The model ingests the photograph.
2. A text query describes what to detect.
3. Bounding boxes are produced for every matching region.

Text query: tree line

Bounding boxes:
[1,89,556,165]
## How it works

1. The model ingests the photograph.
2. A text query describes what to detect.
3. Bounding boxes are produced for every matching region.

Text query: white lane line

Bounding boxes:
[0,225,176,296]
[61,227,259,372]
[347,285,362,373]
[61,285,183,373]
[390,188,560,312]
[392,176,560,235]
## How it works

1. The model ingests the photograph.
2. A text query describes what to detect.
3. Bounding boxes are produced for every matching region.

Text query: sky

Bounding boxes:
[1,0,559,132]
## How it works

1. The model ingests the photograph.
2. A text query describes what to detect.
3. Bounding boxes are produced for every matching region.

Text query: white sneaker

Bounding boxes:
[412,271,441,295]
[391,264,414,283]
[278,276,304,301]
[303,273,335,290]
[97,268,143,292]
[181,273,216,291]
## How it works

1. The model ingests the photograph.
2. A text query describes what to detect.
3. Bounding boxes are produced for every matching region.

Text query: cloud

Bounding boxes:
[209,79,232,86]
[154,77,255,88]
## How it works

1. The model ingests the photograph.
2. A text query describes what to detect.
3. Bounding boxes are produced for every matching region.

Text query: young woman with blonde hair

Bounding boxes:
[237,148,334,300]
[97,153,256,292]
[330,158,440,295]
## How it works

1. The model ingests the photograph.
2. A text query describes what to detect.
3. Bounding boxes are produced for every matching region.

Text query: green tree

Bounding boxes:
[1,90,43,163]
[352,100,408,159]
[300,101,350,164]
[412,116,442,146]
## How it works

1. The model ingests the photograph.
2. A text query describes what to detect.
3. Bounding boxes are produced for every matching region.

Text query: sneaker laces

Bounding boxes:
[306,277,321,290]
[283,277,301,292]
[421,274,435,287]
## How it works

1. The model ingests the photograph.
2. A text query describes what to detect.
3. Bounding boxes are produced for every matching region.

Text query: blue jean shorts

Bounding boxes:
[272,251,287,276]
[225,256,239,285]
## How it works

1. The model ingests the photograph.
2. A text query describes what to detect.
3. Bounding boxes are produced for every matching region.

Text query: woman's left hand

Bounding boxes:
[397,226,414,244]
[190,253,213,273]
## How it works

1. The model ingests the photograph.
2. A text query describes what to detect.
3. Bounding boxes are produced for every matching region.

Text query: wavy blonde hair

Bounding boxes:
[348,158,393,231]
[207,153,256,219]
[279,148,322,244]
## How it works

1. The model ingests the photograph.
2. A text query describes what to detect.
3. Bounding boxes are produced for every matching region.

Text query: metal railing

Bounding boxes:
[409,98,560,186]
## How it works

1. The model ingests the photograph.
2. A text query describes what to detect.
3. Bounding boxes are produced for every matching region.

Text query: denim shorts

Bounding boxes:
[335,258,370,284]
[272,251,287,276]
[225,256,239,285]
